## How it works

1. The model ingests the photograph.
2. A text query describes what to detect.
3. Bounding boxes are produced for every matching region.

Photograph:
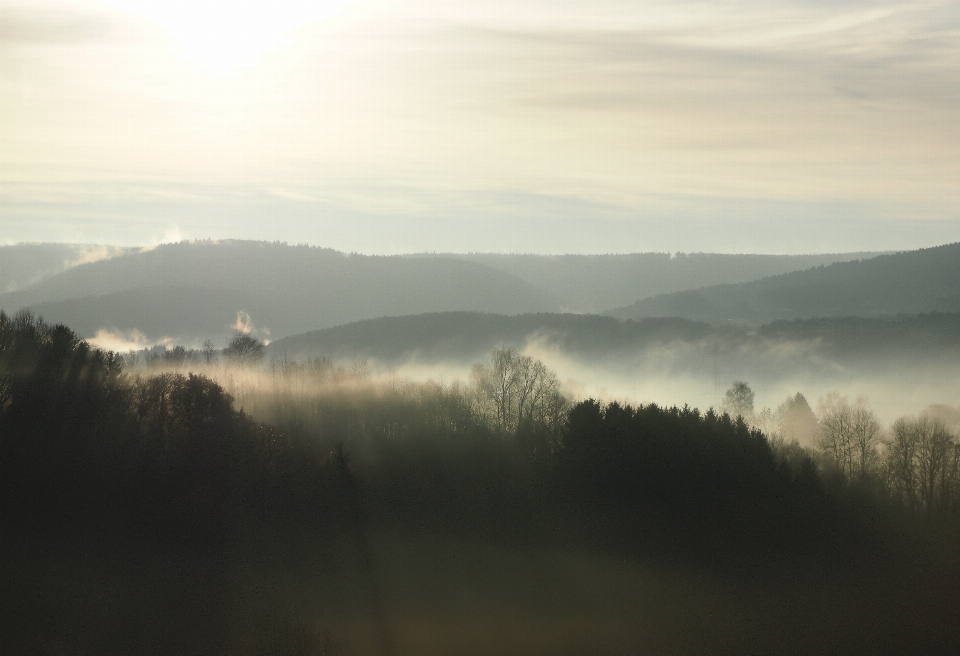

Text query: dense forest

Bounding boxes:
[4,311,960,654]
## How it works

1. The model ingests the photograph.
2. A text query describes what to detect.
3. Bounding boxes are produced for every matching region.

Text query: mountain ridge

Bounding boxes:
[607,243,960,324]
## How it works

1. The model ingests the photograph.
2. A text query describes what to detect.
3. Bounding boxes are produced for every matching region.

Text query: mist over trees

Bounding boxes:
[266,312,960,424]
[777,393,818,444]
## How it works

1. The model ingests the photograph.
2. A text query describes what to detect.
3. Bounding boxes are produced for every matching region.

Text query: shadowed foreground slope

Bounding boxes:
[3,313,960,655]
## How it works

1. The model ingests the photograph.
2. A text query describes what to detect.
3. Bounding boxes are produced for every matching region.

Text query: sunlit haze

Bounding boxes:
[3,0,959,252]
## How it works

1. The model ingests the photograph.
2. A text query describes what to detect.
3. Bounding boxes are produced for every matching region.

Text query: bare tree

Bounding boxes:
[817,393,854,476]
[885,414,960,512]
[471,346,565,437]
[886,417,920,508]
[850,402,882,480]
[915,416,956,512]
[817,393,880,480]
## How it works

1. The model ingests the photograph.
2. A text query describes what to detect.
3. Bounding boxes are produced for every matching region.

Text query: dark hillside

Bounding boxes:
[270,310,960,368]
[268,312,714,363]
[609,243,960,324]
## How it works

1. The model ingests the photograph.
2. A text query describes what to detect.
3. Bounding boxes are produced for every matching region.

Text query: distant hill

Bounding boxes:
[270,310,960,363]
[0,243,135,294]
[415,252,882,313]
[267,312,716,363]
[0,241,560,343]
[608,243,960,325]
[0,243,886,341]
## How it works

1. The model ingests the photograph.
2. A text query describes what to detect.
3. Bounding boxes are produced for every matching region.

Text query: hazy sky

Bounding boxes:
[2,0,959,253]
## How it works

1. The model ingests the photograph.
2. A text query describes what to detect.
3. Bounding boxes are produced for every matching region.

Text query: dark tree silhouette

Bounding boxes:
[223,331,265,365]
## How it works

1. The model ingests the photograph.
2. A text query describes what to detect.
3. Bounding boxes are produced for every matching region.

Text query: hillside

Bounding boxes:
[0,241,560,343]
[270,310,960,365]
[267,312,715,363]
[413,251,882,313]
[608,243,960,324]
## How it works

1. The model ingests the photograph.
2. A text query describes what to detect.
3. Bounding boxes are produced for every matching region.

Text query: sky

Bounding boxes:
[2,0,959,254]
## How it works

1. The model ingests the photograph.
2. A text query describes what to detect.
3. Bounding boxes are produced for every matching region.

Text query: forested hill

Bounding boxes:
[608,242,960,325]
[267,312,715,363]
[0,241,561,343]
[268,310,960,367]
[417,251,882,313]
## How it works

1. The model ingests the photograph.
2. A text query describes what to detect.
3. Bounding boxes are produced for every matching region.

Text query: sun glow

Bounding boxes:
[99,0,354,74]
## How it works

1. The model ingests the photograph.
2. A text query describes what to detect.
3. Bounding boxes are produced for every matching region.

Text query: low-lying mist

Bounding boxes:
[261,312,960,428]
[516,333,960,428]
[256,332,960,433]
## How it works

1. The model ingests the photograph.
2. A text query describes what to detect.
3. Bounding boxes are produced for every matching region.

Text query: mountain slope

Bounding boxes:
[0,241,561,342]
[1,242,883,321]
[421,251,883,313]
[267,312,715,363]
[608,243,960,324]
[270,310,960,365]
